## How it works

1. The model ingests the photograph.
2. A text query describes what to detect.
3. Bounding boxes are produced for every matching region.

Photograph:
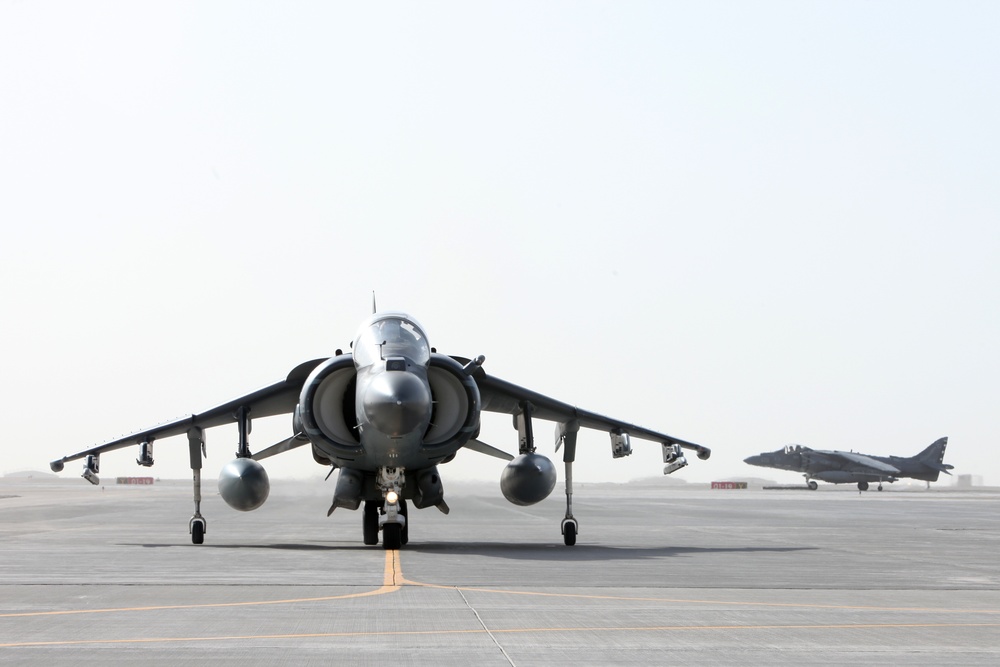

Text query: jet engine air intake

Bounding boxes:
[297,355,363,459]
[424,354,481,448]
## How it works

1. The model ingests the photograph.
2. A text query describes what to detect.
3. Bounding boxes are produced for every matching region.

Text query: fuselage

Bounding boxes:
[352,312,434,468]
[299,312,479,474]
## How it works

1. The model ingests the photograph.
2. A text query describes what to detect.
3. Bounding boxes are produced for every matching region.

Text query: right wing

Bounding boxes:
[454,356,710,459]
[50,358,327,472]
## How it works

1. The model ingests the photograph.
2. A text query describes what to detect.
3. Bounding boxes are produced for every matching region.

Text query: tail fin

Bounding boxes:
[916,437,953,476]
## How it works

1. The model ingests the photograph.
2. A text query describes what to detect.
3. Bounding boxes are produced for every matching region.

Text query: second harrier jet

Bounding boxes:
[744,437,952,491]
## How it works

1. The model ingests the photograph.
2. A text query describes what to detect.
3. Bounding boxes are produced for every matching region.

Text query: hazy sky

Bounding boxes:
[2,2,997,489]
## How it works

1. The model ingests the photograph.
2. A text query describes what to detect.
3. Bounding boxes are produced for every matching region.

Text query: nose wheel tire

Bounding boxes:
[399,499,409,546]
[383,523,402,550]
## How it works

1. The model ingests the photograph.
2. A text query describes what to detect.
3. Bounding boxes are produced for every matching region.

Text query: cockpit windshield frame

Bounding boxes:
[353,314,431,369]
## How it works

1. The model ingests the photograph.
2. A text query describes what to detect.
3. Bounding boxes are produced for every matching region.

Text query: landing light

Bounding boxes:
[385,490,399,505]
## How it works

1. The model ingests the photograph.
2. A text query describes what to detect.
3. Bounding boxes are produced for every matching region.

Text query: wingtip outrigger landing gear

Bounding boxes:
[188,427,207,545]
[557,420,580,546]
[561,516,578,546]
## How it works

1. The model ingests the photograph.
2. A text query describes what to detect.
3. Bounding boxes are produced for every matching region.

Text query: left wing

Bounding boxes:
[458,357,710,460]
[50,358,327,472]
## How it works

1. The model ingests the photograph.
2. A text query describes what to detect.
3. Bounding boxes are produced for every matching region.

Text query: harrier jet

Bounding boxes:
[743,437,951,491]
[51,310,710,548]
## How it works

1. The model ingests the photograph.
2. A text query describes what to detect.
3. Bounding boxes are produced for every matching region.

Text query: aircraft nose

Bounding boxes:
[743,455,763,466]
[363,370,431,437]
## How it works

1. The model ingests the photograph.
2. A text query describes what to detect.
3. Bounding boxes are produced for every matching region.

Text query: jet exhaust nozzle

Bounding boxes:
[218,458,270,512]
[500,453,557,506]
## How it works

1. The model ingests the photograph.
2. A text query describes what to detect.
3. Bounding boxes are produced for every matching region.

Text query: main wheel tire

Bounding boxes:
[399,499,409,546]
[807,481,818,490]
[858,481,869,491]
[383,523,402,550]
[191,521,205,545]
[563,522,577,546]
[363,501,379,545]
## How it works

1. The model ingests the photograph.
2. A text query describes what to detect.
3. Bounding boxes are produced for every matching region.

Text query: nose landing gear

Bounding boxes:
[375,467,407,550]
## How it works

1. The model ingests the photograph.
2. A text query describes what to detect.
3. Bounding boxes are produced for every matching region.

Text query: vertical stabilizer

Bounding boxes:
[915,437,953,476]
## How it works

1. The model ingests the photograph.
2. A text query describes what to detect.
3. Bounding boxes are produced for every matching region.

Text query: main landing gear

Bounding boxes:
[856,481,885,492]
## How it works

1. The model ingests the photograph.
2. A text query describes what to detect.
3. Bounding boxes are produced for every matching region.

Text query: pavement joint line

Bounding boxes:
[456,586,516,667]
[3,549,999,622]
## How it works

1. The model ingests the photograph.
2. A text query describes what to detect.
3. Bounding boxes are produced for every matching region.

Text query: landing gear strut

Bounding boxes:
[377,466,406,550]
[187,427,207,544]
[557,419,580,546]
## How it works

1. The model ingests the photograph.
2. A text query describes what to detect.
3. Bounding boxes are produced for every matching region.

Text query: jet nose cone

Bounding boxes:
[363,371,431,437]
[743,455,762,466]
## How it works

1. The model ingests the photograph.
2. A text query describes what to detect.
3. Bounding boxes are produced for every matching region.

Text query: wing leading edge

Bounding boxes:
[50,358,327,472]
[459,358,710,460]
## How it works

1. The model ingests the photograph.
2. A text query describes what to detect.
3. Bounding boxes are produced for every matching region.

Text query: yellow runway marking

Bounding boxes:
[3,623,1000,648]
[3,549,999,649]
[403,580,1000,615]
[0,550,402,619]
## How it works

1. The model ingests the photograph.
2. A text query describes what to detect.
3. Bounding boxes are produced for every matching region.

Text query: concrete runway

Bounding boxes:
[2,476,998,665]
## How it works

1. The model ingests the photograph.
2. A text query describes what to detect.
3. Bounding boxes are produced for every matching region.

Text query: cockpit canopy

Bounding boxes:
[353,313,431,369]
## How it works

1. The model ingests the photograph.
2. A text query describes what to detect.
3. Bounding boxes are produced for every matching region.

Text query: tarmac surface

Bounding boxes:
[2,475,999,665]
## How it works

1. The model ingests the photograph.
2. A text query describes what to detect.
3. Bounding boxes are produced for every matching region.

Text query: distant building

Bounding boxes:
[955,474,981,488]
[116,477,155,485]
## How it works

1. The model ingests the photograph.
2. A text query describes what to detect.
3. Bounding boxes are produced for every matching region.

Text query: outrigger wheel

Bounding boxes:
[190,518,206,545]
[561,518,578,546]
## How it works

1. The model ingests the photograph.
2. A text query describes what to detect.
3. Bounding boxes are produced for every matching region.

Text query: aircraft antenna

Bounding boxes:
[372,291,377,314]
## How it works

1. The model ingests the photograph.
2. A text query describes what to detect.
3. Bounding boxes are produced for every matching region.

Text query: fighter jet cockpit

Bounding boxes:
[352,314,431,370]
